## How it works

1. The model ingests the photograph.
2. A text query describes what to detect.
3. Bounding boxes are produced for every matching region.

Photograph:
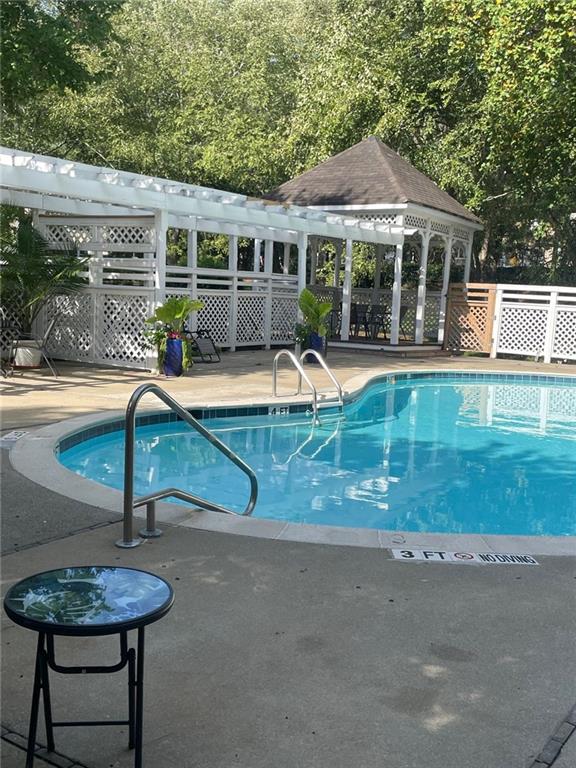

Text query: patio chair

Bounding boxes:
[350,303,370,337]
[368,305,390,340]
[189,329,221,363]
[11,315,60,377]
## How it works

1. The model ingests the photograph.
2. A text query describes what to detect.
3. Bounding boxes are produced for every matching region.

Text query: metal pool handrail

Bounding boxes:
[116,383,258,549]
[272,349,320,425]
[298,349,343,409]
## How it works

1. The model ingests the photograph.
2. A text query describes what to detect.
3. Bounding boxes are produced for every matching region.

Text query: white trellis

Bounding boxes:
[0,147,405,369]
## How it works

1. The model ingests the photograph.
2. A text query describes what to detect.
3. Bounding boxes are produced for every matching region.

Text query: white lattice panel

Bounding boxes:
[552,309,576,360]
[45,295,94,360]
[453,227,471,243]
[95,294,150,364]
[404,214,427,230]
[359,214,398,225]
[45,224,93,247]
[237,295,266,343]
[100,225,154,245]
[493,385,541,415]
[498,306,547,355]
[196,293,232,345]
[271,295,298,341]
[431,220,450,235]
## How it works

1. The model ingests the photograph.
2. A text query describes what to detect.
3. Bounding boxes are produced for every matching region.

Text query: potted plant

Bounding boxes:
[0,212,86,367]
[145,296,204,376]
[296,287,333,362]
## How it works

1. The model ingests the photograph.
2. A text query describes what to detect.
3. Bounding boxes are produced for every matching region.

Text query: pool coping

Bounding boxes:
[10,367,576,557]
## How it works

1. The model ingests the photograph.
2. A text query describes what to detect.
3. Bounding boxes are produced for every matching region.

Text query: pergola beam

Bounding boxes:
[0,149,403,248]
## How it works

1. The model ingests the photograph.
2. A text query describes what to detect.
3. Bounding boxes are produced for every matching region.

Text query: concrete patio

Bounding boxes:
[1,349,575,767]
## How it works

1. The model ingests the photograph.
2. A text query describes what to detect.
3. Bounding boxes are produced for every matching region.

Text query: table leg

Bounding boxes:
[128,646,136,749]
[39,645,55,751]
[26,633,45,767]
[135,628,145,768]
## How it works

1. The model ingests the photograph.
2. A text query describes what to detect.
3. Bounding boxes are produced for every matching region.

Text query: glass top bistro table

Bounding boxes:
[4,566,174,768]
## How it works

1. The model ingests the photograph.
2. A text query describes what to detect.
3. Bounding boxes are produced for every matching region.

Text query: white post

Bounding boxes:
[437,234,453,345]
[415,230,431,344]
[228,235,238,271]
[490,286,503,358]
[264,240,274,273]
[253,238,262,272]
[310,237,318,285]
[283,242,290,275]
[263,241,274,350]
[187,229,198,332]
[372,245,383,304]
[463,238,473,283]
[333,241,342,288]
[154,209,168,304]
[543,290,558,364]
[297,231,308,310]
[390,242,404,345]
[341,239,353,341]
[230,276,238,352]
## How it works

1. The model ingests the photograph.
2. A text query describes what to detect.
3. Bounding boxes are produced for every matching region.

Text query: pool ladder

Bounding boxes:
[116,383,258,548]
[272,349,343,426]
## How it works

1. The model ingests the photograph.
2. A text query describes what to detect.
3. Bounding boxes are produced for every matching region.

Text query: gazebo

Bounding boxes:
[266,136,483,349]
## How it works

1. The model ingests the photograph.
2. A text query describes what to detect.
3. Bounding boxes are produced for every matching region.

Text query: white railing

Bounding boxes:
[492,284,576,363]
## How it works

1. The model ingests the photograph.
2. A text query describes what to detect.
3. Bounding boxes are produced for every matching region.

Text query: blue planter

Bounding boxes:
[163,337,183,377]
[304,332,326,363]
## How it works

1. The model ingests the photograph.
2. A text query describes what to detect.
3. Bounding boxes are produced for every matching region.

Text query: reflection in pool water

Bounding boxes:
[60,376,576,537]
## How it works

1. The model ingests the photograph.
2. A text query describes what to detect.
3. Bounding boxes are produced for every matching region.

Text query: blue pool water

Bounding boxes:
[60,375,576,537]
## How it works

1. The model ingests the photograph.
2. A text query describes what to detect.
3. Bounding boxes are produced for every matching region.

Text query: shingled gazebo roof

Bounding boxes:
[266,136,481,224]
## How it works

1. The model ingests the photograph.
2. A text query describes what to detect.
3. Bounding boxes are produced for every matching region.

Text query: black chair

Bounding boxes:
[189,329,220,363]
[368,305,390,340]
[350,303,370,337]
[327,309,341,339]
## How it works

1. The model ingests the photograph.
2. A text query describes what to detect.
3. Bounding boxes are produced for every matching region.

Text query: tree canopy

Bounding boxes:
[1,0,574,281]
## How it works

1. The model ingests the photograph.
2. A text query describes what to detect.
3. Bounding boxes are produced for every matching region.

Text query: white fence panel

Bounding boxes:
[494,285,576,362]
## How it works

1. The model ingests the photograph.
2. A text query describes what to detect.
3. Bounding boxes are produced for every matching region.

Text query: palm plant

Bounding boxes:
[0,213,86,334]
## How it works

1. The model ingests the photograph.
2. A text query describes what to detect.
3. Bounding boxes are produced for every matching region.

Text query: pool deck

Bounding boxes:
[1,349,575,767]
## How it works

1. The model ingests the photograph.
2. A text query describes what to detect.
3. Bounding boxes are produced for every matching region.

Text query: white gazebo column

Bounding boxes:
[263,240,273,350]
[264,240,274,273]
[463,238,473,283]
[283,242,290,275]
[229,235,239,352]
[390,242,404,345]
[437,234,453,345]
[253,238,262,272]
[297,231,308,301]
[414,230,431,344]
[154,209,168,304]
[372,245,383,304]
[333,241,342,289]
[340,239,353,341]
[309,237,318,286]
[187,228,198,332]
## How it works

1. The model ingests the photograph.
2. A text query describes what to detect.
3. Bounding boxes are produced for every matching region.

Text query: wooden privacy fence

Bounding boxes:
[445,283,576,363]
[445,284,496,354]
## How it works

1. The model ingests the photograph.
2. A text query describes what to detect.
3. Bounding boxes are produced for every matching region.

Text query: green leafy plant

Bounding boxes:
[297,288,333,338]
[0,212,87,334]
[144,296,204,372]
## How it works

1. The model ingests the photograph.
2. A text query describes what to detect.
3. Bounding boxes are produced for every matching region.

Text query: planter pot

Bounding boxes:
[13,341,42,369]
[303,332,326,363]
[163,337,183,377]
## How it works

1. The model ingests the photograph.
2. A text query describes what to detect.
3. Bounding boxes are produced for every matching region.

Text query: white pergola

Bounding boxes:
[0,147,408,367]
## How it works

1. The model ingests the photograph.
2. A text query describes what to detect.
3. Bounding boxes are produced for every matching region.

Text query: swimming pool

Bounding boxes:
[59,373,576,538]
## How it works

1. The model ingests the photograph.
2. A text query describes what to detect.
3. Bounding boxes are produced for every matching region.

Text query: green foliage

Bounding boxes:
[1,0,575,281]
[145,296,204,372]
[145,296,204,335]
[0,210,87,333]
[298,288,332,337]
